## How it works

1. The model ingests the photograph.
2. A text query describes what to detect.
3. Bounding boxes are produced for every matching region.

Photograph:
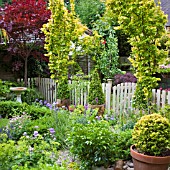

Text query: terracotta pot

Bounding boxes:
[130,145,170,170]
[68,105,75,112]
[88,104,105,116]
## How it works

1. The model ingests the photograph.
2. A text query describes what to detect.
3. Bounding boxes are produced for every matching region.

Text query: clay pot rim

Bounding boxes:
[130,145,170,164]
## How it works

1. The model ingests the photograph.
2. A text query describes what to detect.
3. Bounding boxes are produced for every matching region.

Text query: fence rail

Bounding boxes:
[18,77,170,113]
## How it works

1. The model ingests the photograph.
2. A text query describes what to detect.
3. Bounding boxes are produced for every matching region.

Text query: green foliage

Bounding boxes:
[0,101,26,118]
[57,78,70,100]
[25,104,53,120]
[0,101,52,119]
[0,80,17,101]
[75,0,105,29]
[51,109,72,148]
[106,0,169,110]
[42,0,101,81]
[0,118,9,129]
[73,105,85,114]
[2,113,57,142]
[68,120,115,169]
[159,105,170,121]
[113,129,133,161]
[21,88,44,105]
[88,69,105,105]
[132,113,170,156]
[0,133,59,170]
[12,163,67,170]
[93,17,121,79]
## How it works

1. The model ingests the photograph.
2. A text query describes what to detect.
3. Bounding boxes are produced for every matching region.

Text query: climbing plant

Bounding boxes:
[42,0,101,82]
[106,0,169,110]
[93,16,121,80]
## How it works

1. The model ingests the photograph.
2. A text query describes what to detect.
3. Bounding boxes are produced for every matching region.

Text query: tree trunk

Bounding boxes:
[24,57,28,86]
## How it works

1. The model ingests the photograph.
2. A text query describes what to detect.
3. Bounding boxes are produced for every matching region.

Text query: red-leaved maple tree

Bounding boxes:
[0,0,51,85]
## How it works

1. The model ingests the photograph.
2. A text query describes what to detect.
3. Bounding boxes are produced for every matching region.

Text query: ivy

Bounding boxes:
[93,17,121,80]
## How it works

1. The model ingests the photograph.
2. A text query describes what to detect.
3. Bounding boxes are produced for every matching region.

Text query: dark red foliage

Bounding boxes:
[0,0,51,85]
[0,0,51,40]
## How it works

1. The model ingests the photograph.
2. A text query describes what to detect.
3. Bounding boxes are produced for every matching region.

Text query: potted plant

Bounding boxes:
[88,69,105,116]
[68,104,76,112]
[130,113,170,170]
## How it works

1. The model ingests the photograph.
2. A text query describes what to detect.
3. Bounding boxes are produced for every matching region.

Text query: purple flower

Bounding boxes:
[35,98,39,102]
[49,128,55,134]
[39,100,43,105]
[44,100,47,105]
[95,116,101,120]
[46,103,51,107]
[95,97,98,103]
[110,116,114,120]
[84,104,88,110]
[33,131,39,137]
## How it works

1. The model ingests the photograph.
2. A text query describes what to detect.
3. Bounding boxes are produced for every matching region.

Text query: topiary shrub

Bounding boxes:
[57,78,70,101]
[88,69,105,105]
[132,113,170,156]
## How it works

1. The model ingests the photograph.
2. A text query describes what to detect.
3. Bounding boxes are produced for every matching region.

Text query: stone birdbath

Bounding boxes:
[10,87,27,103]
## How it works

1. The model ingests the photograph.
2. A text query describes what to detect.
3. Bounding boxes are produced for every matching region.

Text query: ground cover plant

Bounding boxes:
[0,93,141,170]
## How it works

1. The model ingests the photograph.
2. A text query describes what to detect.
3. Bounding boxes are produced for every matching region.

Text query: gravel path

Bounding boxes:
[56,150,135,170]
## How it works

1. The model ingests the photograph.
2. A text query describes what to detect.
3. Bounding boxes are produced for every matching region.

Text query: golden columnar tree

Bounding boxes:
[106,0,169,110]
[42,0,101,81]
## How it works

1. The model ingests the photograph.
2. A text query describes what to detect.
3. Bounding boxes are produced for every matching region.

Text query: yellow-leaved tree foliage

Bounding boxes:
[42,0,101,81]
[106,0,170,110]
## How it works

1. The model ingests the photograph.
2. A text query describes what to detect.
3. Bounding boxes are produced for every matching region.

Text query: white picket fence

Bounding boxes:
[18,77,170,113]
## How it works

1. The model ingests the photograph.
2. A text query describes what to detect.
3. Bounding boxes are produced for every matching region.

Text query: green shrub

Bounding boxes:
[26,105,52,120]
[88,69,105,105]
[0,133,59,170]
[132,113,170,156]
[12,163,67,170]
[0,119,9,129]
[2,113,57,141]
[68,120,115,169]
[113,129,133,161]
[57,78,70,100]
[21,88,44,105]
[0,101,52,119]
[0,101,27,118]
[0,80,17,101]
